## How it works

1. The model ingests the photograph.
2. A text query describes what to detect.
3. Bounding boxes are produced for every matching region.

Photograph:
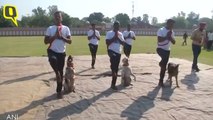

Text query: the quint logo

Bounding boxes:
[3,5,18,26]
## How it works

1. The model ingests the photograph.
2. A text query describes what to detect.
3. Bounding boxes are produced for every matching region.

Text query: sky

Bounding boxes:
[1,0,213,23]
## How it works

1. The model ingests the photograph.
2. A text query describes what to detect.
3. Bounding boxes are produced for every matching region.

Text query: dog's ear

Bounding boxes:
[175,64,180,69]
[168,63,171,68]
[67,55,73,61]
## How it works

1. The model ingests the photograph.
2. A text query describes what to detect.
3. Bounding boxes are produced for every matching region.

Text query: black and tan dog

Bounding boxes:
[167,62,179,87]
[64,55,75,93]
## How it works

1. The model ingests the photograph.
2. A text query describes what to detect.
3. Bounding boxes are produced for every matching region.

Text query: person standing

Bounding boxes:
[87,23,100,69]
[191,22,206,72]
[156,19,176,87]
[106,21,125,90]
[182,32,188,46]
[207,30,213,51]
[123,24,136,58]
[44,11,72,98]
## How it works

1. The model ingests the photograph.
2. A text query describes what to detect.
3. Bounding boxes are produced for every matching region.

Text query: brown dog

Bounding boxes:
[64,55,75,93]
[167,62,179,87]
[121,57,136,87]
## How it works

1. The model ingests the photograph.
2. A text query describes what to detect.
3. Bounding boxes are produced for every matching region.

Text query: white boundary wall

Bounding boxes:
[0,27,192,36]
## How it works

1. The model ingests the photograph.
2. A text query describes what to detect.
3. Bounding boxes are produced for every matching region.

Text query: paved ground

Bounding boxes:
[0,54,213,120]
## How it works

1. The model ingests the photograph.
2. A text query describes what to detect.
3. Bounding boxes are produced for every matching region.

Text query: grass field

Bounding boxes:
[0,36,212,66]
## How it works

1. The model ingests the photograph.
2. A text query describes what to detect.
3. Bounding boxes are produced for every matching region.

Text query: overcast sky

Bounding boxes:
[1,0,213,23]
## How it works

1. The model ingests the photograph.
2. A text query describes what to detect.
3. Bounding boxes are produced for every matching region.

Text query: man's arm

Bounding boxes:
[61,36,72,44]
[157,29,168,42]
[170,38,176,44]
[95,35,100,40]
[87,35,93,40]
[157,36,167,42]
[44,35,56,44]
[44,27,56,44]
[106,36,116,46]
[118,35,125,45]
[132,32,136,40]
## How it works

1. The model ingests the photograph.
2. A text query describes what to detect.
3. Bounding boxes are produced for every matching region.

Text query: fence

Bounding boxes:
[0,27,193,36]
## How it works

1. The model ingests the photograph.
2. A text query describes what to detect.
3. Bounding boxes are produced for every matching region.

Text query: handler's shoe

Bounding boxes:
[111,85,118,90]
[158,81,165,87]
[57,92,63,99]
[195,68,200,72]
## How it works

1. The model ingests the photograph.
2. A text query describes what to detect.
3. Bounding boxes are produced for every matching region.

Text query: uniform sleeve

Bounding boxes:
[66,27,71,37]
[132,31,136,37]
[106,32,111,40]
[97,31,101,37]
[172,31,175,39]
[118,32,125,41]
[87,30,91,37]
[45,27,51,36]
[157,29,163,37]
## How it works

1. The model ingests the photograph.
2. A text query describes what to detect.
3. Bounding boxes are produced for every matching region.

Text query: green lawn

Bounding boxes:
[0,36,212,66]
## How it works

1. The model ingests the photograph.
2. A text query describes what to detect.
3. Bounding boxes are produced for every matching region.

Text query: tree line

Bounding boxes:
[1,5,213,31]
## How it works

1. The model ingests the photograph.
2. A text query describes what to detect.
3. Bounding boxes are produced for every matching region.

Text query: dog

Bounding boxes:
[64,55,75,93]
[121,57,136,87]
[167,62,179,87]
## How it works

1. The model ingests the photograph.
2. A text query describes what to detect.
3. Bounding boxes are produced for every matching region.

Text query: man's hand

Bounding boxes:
[167,31,172,40]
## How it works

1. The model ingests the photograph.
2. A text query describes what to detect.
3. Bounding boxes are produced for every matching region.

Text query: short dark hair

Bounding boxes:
[199,22,206,26]
[91,23,95,26]
[54,11,61,16]
[113,21,120,26]
[166,19,175,24]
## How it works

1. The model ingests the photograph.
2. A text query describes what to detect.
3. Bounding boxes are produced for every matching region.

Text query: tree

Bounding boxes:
[172,16,188,29]
[29,6,50,27]
[103,17,112,23]
[186,11,199,28]
[48,5,58,16]
[61,12,72,27]
[199,17,213,31]
[32,6,47,16]
[142,14,149,24]
[81,17,88,22]
[151,17,158,25]
[178,11,186,18]
[131,16,142,24]
[70,17,86,27]
[88,12,104,24]
[115,13,130,27]
[19,16,32,27]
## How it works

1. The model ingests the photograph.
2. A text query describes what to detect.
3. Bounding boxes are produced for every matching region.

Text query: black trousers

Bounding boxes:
[192,44,201,69]
[107,50,121,86]
[47,49,66,93]
[123,43,132,57]
[88,43,98,66]
[157,48,170,82]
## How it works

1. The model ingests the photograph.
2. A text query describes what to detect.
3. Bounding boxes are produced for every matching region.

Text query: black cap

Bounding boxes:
[166,19,175,24]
